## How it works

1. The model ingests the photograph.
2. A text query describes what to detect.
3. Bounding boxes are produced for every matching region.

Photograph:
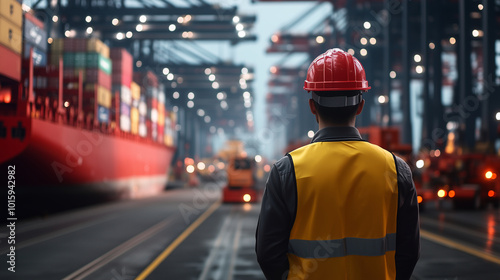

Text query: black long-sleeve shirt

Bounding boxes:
[255,127,420,280]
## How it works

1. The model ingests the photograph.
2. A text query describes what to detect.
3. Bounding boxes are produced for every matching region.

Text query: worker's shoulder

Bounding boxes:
[272,154,294,175]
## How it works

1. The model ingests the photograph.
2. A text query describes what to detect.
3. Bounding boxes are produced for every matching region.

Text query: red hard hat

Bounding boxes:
[304,48,371,92]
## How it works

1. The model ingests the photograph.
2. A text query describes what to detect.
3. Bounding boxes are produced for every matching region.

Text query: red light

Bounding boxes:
[417,195,423,204]
[448,190,456,198]
[488,190,495,197]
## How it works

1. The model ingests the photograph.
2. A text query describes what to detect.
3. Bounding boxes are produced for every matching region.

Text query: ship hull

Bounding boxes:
[2,116,175,201]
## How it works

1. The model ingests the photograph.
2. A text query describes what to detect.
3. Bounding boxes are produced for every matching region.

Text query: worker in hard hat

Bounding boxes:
[255,48,420,280]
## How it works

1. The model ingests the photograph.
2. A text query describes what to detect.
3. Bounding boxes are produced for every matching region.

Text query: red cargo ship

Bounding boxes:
[0,8,176,210]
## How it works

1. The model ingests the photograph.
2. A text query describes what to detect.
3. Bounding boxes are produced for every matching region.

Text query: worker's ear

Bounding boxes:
[355,99,365,116]
[309,99,319,123]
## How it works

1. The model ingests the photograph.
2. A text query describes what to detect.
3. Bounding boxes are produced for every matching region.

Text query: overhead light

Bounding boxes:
[478,4,484,10]
[243,91,251,99]
[136,24,143,32]
[347,48,355,55]
[197,109,205,117]
[360,49,367,56]
[187,100,194,108]
[449,37,456,45]
[204,116,211,123]
[390,71,397,79]
[378,95,387,104]
[116,32,124,40]
[415,65,424,74]
[188,92,195,100]
[52,15,59,22]
[496,112,500,121]
[212,82,220,89]
[112,18,119,26]
[308,130,315,139]
[177,16,184,24]
[316,36,325,44]
[233,16,240,23]
[241,68,248,74]
[414,54,422,63]
[208,74,216,81]
[167,73,174,80]
[220,100,228,110]
[85,16,92,23]
[169,24,176,32]
[136,61,142,67]
[173,92,179,99]
[86,27,93,34]
[238,31,246,38]
[217,92,225,100]
[429,42,435,49]
[271,34,279,43]
[126,31,133,38]
[236,23,244,31]
[360,37,368,45]
[364,21,371,29]
[369,37,376,45]
[139,15,147,23]
[184,15,192,23]
[163,68,170,75]
[204,68,212,75]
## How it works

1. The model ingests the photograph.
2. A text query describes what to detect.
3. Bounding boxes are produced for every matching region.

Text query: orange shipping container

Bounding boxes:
[87,38,110,58]
[131,82,140,100]
[0,0,22,27]
[0,17,22,54]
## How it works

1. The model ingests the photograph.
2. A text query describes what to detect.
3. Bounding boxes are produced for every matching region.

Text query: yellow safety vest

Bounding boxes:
[288,141,398,280]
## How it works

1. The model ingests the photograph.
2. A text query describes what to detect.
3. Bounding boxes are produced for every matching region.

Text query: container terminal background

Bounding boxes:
[1,0,500,279]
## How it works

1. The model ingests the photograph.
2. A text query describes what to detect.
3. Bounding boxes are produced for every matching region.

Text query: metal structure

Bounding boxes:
[260,0,500,155]
[28,0,258,159]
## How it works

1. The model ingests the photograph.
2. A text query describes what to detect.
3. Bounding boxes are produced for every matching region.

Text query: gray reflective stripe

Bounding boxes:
[288,233,396,259]
[311,92,362,107]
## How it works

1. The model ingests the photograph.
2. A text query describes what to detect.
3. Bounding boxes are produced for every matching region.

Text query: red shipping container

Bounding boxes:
[85,68,111,90]
[133,71,158,88]
[0,44,21,81]
[111,48,133,87]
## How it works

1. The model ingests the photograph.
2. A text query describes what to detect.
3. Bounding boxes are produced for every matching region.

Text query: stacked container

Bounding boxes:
[23,12,47,67]
[133,71,158,139]
[157,86,166,144]
[49,38,112,123]
[130,82,140,135]
[0,0,22,81]
[110,48,133,132]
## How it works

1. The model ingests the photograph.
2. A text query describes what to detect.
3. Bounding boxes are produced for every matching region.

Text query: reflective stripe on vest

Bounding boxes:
[288,141,398,280]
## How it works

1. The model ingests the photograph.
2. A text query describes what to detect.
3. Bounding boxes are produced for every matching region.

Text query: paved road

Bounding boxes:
[1,183,499,279]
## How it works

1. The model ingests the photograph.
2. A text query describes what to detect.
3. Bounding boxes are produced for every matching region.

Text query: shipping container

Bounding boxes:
[0,0,22,27]
[97,105,110,123]
[0,17,22,54]
[130,107,139,123]
[139,97,147,116]
[84,84,111,108]
[112,84,131,105]
[120,115,131,132]
[74,52,86,68]
[133,71,158,88]
[120,101,130,116]
[110,48,132,87]
[86,53,112,74]
[23,43,46,66]
[131,82,140,100]
[50,38,64,52]
[139,122,147,137]
[0,44,20,81]
[87,38,110,58]
[23,13,47,51]
[85,68,112,90]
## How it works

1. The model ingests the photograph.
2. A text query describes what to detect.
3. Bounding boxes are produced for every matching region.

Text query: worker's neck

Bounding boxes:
[318,119,356,130]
